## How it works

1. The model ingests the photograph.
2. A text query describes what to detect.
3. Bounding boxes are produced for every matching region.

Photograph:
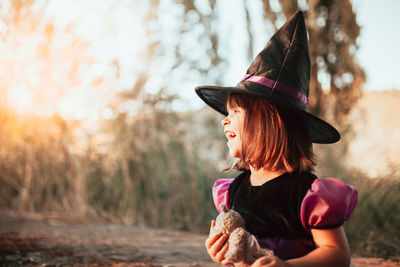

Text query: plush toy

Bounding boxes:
[209,204,273,265]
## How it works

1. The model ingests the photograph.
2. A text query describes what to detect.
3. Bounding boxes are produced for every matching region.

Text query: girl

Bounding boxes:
[195,11,357,267]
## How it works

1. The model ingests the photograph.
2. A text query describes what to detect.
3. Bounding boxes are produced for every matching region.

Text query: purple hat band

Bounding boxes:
[242,74,309,105]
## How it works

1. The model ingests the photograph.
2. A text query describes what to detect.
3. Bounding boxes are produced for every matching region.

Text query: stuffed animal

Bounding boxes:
[209,204,273,265]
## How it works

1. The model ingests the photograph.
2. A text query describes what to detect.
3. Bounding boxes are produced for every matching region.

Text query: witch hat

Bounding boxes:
[195,10,340,144]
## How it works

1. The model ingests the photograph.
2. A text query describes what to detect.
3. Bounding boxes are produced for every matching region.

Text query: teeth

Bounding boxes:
[225,131,236,138]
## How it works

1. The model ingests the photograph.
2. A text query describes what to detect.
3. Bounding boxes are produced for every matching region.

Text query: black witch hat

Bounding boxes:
[195,10,340,144]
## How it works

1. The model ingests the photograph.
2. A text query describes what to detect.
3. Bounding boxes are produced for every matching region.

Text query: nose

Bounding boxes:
[221,116,230,126]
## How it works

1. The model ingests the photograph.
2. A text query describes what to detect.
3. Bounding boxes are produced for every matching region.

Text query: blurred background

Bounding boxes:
[0,0,399,260]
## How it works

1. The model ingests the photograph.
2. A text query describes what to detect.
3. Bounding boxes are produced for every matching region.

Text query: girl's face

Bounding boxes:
[221,105,245,158]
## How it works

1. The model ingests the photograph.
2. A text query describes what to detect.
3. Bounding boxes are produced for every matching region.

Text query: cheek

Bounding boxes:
[238,116,245,138]
[234,119,244,136]
[236,124,244,141]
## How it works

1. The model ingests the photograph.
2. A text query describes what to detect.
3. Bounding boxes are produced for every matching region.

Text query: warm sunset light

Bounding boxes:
[0,0,147,120]
[6,87,33,115]
[1,1,400,265]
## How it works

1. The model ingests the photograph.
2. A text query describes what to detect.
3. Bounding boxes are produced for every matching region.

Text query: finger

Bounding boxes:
[215,240,229,262]
[251,259,261,267]
[210,220,216,231]
[252,256,272,266]
[221,258,231,265]
[205,232,222,249]
[220,239,229,254]
[210,234,229,255]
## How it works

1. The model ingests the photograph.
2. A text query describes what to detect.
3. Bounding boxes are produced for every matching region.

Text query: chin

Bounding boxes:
[228,150,241,158]
[227,141,242,158]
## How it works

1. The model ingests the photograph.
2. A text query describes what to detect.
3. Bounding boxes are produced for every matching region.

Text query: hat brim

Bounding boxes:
[195,85,340,144]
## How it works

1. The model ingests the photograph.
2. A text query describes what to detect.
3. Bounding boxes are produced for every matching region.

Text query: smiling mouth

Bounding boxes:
[225,131,236,139]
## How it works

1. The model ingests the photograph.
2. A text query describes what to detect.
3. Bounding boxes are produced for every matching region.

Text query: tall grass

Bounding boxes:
[0,100,230,232]
[0,105,399,259]
[344,173,400,260]
[315,145,400,260]
[0,111,85,213]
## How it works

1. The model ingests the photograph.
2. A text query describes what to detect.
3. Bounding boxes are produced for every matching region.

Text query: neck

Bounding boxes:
[249,165,286,186]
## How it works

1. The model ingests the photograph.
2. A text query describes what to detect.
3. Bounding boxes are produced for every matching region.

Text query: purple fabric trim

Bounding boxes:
[258,237,315,260]
[242,74,309,105]
[300,178,358,230]
[212,179,234,212]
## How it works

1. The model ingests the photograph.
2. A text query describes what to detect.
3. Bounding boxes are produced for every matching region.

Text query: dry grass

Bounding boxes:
[0,106,399,260]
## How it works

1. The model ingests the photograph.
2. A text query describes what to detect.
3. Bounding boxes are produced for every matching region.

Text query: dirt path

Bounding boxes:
[0,210,398,267]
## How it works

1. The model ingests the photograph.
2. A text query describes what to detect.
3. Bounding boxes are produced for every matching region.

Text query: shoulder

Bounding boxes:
[283,171,317,198]
[212,171,249,212]
[290,171,317,186]
[212,178,234,212]
[228,170,250,194]
[300,177,358,230]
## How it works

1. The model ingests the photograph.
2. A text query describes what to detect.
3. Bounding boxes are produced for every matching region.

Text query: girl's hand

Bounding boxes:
[205,220,231,265]
[251,255,291,267]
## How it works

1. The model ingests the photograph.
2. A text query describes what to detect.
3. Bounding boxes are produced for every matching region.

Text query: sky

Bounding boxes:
[216,0,400,100]
[1,0,400,119]
[189,0,400,112]
[351,0,400,91]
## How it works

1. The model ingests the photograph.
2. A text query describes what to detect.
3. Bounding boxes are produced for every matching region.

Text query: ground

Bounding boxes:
[0,210,398,267]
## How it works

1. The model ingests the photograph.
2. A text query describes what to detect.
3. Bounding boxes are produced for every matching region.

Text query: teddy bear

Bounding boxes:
[209,203,273,265]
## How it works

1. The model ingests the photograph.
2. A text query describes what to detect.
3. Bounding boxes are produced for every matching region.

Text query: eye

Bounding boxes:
[227,107,241,116]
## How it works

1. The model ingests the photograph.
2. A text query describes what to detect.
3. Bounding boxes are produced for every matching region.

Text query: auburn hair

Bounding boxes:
[226,94,315,173]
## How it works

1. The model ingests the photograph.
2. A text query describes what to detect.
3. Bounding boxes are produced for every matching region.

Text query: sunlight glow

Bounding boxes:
[1,0,147,120]
[102,108,114,120]
[6,87,33,115]
[59,98,78,120]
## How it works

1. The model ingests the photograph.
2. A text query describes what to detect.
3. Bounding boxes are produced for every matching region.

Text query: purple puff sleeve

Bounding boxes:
[300,178,358,230]
[212,179,234,212]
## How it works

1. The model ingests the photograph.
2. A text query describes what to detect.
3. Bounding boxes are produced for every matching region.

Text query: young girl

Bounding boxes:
[195,11,358,267]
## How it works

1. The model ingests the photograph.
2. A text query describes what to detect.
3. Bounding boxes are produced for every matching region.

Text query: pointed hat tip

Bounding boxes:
[274,10,306,38]
[291,10,305,21]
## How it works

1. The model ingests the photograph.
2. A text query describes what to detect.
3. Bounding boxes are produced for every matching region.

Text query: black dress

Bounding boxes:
[212,170,358,259]
[229,171,316,239]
